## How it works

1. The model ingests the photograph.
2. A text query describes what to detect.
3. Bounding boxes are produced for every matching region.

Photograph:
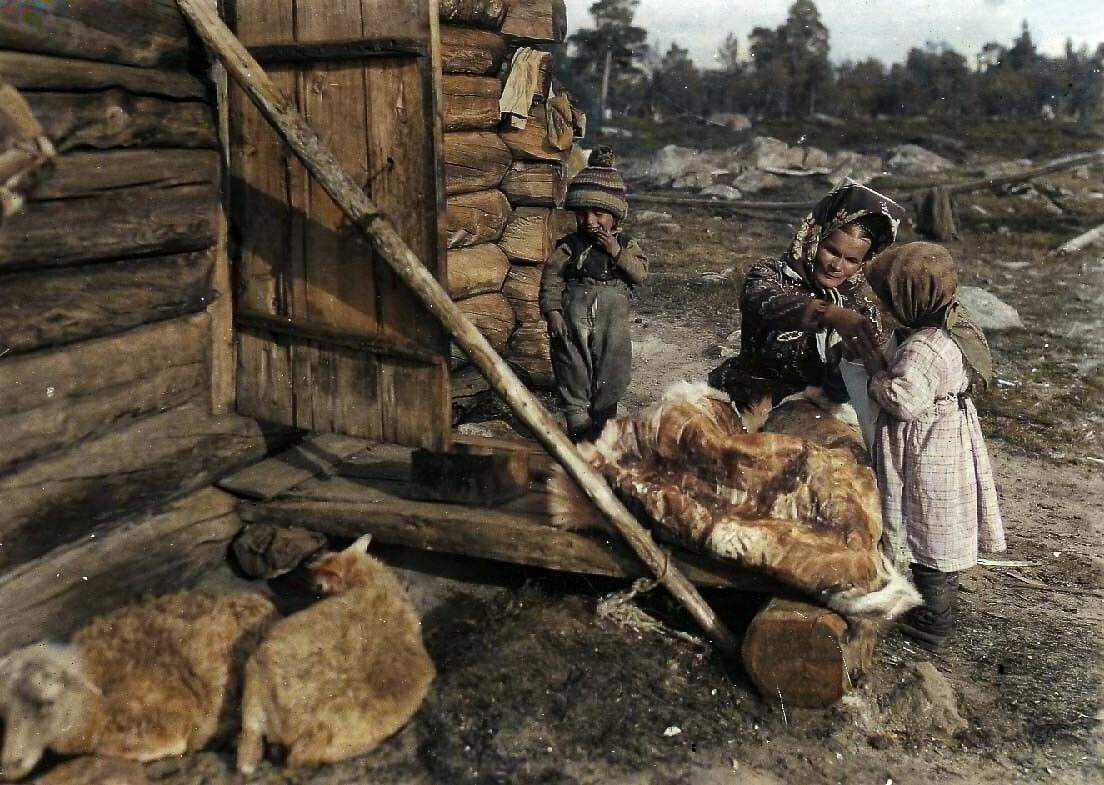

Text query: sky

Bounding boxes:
[562,0,1104,69]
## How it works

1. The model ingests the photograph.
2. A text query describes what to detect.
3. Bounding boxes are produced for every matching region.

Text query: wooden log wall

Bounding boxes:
[0,6,267,603]
[439,0,575,411]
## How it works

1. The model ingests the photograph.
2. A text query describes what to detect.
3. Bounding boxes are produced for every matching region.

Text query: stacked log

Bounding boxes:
[438,0,579,413]
[0,7,265,599]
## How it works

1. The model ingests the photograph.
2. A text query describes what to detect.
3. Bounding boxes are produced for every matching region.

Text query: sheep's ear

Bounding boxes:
[350,533,373,553]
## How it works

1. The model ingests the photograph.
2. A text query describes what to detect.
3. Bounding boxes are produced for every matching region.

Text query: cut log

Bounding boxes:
[507,296,543,324]
[0,182,217,271]
[914,186,959,241]
[440,26,509,75]
[500,0,567,43]
[443,130,513,195]
[446,187,512,248]
[447,242,511,298]
[500,103,572,162]
[24,91,217,152]
[501,261,542,302]
[408,447,529,505]
[0,401,268,569]
[0,314,208,475]
[499,48,550,127]
[450,364,492,423]
[0,250,214,356]
[0,0,190,68]
[1055,222,1104,255]
[218,432,371,501]
[742,598,880,709]
[456,291,516,352]
[0,51,206,99]
[442,74,502,131]
[501,160,567,207]
[32,148,219,199]
[0,488,242,655]
[552,207,577,237]
[505,321,554,387]
[439,0,508,28]
[498,205,554,263]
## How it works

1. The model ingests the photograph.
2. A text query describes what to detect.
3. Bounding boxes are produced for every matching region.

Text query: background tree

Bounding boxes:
[645,43,703,119]
[780,0,830,115]
[564,0,649,122]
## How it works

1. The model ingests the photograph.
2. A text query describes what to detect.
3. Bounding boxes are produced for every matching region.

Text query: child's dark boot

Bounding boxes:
[899,564,958,651]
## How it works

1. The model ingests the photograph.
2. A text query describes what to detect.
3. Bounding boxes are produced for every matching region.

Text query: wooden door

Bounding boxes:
[227,0,449,449]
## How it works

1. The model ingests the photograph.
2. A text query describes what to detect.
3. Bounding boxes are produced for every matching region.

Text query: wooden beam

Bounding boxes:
[0,488,241,655]
[218,432,371,501]
[177,0,743,658]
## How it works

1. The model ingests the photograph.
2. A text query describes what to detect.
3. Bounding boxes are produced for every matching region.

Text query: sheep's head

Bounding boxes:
[0,644,98,781]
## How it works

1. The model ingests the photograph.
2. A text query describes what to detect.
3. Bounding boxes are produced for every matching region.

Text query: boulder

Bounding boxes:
[745,136,805,170]
[733,169,784,193]
[885,144,954,175]
[711,112,752,132]
[957,286,1024,331]
[700,184,743,200]
[827,150,884,184]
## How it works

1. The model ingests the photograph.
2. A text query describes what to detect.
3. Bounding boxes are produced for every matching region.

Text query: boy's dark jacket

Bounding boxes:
[539,231,649,317]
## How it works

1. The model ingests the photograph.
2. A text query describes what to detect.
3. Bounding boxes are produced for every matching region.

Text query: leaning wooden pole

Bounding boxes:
[177,0,740,658]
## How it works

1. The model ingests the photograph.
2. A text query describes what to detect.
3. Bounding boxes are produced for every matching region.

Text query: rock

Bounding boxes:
[599,126,633,138]
[649,144,708,186]
[889,662,969,740]
[672,169,716,190]
[654,222,682,233]
[700,184,743,200]
[745,136,805,170]
[723,329,742,346]
[827,150,885,184]
[733,169,784,193]
[28,757,148,785]
[634,210,674,223]
[701,343,737,360]
[885,144,954,175]
[232,523,328,579]
[812,112,845,127]
[983,158,1033,179]
[711,112,752,131]
[957,286,1024,331]
[802,146,831,169]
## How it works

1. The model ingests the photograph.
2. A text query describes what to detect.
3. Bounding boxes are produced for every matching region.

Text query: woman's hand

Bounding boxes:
[546,310,566,339]
[825,306,879,362]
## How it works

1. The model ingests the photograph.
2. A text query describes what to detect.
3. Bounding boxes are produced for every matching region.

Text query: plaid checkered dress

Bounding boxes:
[870,328,1006,571]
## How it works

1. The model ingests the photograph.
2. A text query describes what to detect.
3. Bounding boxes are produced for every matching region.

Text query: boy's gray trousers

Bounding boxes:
[550,279,632,433]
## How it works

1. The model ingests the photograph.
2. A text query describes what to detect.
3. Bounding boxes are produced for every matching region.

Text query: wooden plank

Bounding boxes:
[24,91,217,152]
[31,149,219,199]
[235,310,440,364]
[0,250,213,355]
[241,476,778,591]
[0,314,208,475]
[0,401,267,569]
[0,182,218,271]
[210,63,235,415]
[249,38,425,62]
[0,488,241,654]
[218,432,371,501]
[0,51,206,98]
[0,0,190,67]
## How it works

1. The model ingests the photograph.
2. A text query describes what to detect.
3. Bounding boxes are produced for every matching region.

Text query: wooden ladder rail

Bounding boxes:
[176,0,741,659]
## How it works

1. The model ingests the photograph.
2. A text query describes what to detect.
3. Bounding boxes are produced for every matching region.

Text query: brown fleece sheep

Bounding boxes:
[0,592,276,781]
[237,535,435,774]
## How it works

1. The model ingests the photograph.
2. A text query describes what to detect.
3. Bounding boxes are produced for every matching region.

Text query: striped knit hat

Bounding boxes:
[566,147,628,221]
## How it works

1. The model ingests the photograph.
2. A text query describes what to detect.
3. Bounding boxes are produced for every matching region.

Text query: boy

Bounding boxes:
[539,147,648,442]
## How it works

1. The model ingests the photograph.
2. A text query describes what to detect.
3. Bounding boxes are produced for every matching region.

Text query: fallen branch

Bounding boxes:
[1054,222,1104,255]
[176,0,741,659]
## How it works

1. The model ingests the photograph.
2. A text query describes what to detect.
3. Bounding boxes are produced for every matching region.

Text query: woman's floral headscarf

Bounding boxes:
[867,241,994,393]
[785,179,907,289]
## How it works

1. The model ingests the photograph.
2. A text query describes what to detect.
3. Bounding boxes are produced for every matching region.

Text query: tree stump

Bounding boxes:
[915,186,959,240]
[741,597,880,709]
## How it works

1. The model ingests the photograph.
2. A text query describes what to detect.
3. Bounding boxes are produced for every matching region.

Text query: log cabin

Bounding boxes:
[0,0,871,710]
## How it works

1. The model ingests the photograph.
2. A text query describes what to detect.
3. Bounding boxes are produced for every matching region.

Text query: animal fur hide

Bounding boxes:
[549,382,919,620]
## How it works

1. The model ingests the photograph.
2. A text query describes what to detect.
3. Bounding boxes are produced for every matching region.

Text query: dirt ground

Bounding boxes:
[41,126,1104,785]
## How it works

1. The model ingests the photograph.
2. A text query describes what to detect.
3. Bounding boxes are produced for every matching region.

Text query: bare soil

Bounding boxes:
[46,127,1104,785]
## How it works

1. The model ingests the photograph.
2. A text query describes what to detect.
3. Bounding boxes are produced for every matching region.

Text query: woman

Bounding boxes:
[709,180,907,411]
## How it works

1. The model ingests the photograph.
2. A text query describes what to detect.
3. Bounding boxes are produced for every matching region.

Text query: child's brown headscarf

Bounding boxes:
[866,242,994,393]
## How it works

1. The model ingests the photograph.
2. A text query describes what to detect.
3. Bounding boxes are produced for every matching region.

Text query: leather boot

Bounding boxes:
[899,564,958,651]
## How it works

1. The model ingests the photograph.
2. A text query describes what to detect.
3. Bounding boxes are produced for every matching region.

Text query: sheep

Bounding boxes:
[237,534,436,774]
[0,592,276,781]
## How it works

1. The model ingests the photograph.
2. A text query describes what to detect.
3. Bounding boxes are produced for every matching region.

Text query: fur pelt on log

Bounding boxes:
[548,382,920,620]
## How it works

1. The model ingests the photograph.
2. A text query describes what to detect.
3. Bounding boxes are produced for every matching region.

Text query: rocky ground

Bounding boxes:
[31,120,1104,785]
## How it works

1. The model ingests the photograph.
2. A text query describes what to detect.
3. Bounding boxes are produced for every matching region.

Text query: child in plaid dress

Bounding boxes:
[863,242,1006,650]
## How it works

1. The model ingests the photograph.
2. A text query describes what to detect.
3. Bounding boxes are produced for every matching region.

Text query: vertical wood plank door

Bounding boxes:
[227,0,450,449]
